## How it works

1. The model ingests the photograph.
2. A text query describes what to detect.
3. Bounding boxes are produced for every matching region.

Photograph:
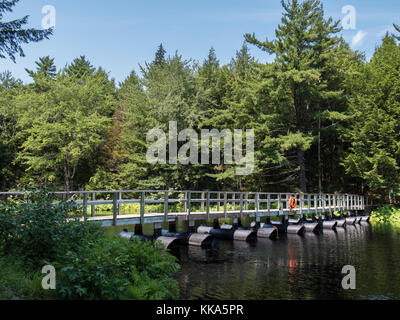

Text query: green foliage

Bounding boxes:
[0,0,53,62]
[14,63,117,191]
[25,56,57,79]
[0,191,180,300]
[244,0,350,192]
[0,255,54,300]
[0,0,399,201]
[0,191,101,266]
[370,206,400,224]
[342,35,400,196]
[58,235,180,300]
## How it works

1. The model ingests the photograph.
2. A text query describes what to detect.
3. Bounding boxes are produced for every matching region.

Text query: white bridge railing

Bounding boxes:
[0,190,369,227]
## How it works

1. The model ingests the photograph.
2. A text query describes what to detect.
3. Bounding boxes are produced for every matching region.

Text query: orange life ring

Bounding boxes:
[289,196,297,209]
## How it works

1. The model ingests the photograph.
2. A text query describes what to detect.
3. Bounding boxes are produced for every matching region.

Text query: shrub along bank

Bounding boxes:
[370,205,400,225]
[0,191,180,300]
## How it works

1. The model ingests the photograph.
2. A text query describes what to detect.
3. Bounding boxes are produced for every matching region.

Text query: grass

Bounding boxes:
[0,255,54,300]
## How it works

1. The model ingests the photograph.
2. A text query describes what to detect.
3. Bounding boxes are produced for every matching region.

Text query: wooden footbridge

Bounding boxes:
[0,190,370,225]
[0,190,371,248]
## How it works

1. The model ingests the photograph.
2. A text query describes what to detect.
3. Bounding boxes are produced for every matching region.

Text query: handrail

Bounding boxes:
[0,190,369,227]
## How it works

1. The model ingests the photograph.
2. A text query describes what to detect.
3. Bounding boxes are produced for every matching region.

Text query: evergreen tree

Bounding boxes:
[0,71,23,189]
[393,23,400,41]
[0,0,53,62]
[25,56,57,79]
[65,55,95,78]
[245,0,342,192]
[153,43,166,66]
[342,35,400,200]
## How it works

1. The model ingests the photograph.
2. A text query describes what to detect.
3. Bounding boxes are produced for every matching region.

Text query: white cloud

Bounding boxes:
[351,30,368,47]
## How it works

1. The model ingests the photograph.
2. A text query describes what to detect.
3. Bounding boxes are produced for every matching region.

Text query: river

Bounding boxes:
[172,223,400,300]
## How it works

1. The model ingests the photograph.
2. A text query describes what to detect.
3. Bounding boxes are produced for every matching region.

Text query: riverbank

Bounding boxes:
[0,191,180,300]
[370,205,400,225]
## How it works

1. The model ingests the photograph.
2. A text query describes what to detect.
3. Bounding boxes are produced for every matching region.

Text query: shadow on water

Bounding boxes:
[172,223,400,300]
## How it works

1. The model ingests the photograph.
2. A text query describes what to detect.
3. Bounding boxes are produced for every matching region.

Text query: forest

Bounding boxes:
[1,0,400,202]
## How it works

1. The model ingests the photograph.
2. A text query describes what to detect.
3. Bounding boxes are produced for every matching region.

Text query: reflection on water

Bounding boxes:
[173,223,400,300]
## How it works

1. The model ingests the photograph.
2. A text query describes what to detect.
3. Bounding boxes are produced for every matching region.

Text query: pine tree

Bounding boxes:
[245,0,342,192]
[0,0,53,62]
[153,43,166,66]
[343,35,400,200]
[393,23,400,41]
[25,56,57,79]
[65,56,95,78]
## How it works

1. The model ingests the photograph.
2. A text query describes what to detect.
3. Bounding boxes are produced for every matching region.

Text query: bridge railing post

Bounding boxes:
[206,192,210,220]
[255,193,260,223]
[187,191,192,220]
[299,193,303,218]
[118,192,122,216]
[164,191,169,222]
[91,192,96,217]
[184,191,188,212]
[83,192,88,222]
[140,191,145,225]
[240,192,244,219]
[112,191,118,226]
[223,192,227,218]
[314,194,318,216]
[333,194,337,213]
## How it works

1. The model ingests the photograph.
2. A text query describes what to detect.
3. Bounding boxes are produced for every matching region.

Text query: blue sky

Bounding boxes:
[1,0,399,84]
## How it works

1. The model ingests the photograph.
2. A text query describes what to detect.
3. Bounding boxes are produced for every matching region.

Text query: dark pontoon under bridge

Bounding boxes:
[0,190,372,249]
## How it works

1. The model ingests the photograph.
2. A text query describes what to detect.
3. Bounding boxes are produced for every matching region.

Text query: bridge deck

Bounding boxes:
[0,190,368,227]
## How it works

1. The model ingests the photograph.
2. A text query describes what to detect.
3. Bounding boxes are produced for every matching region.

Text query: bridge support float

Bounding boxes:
[250,221,278,239]
[197,225,256,242]
[119,230,180,249]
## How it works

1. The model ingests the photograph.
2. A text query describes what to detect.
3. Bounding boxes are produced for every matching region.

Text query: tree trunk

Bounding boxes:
[297,148,307,192]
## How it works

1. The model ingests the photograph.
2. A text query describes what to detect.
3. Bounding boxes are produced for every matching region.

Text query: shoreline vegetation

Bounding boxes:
[0,191,180,300]
[370,206,400,225]
[0,190,398,300]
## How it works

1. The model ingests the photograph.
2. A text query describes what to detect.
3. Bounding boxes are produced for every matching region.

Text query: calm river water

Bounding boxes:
[172,223,400,300]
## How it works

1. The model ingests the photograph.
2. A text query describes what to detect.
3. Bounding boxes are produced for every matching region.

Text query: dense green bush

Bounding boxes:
[57,235,180,300]
[0,191,102,266]
[0,191,180,300]
[370,205,400,224]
